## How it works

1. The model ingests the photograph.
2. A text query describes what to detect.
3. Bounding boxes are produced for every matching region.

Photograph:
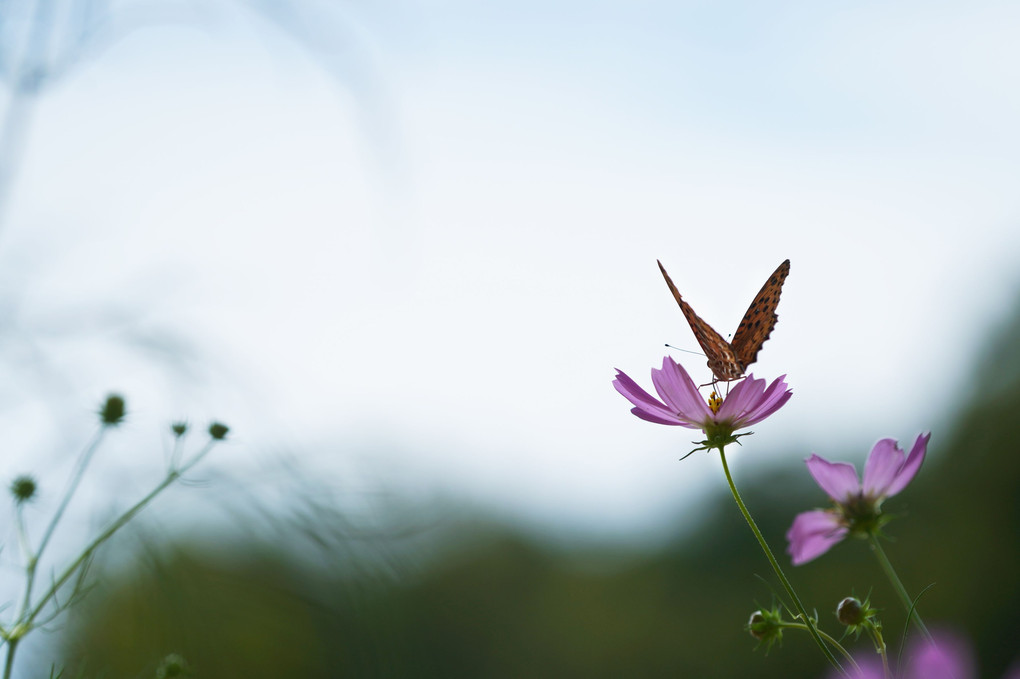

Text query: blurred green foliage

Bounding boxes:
[58,305,1020,678]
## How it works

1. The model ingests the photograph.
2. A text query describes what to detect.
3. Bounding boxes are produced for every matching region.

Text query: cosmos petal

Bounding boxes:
[716,374,765,422]
[786,509,848,565]
[882,432,930,498]
[862,439,904,497]
[903,631,975,679]
[652,357,712,422]
[733,374,791,426]
[629,406,685,426]
[805,454,860,502]
[613,370,681,424]
[614,358,789,435]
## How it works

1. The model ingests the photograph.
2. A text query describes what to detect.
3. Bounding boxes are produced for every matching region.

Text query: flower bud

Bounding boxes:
[208,422,229,440]
[747,610,767,640]
[836,597,864,626]
[745,607,784,648]
[99,394,126,426]
[10,475,37,504]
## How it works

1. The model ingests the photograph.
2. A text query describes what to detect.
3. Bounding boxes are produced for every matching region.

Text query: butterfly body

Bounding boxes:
[657,259,790,382]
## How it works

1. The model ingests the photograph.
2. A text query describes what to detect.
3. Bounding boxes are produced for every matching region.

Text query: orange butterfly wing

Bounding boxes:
[657,259,790,381]
[729,259,790,369]
[657,260,743,381]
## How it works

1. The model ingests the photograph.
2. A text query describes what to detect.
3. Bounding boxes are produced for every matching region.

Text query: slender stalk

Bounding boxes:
[784,623,860,671]
[867,534,932,641]
[1,640,15,679]
[25,441,216,625]
[37,429,106,559]
[857,617,891,679]
[17,428,106,619]
[868,627,891,679]
[4,439,219,678]
[718,447,847,676]
[13,505,32,564]
[3,427,107,679]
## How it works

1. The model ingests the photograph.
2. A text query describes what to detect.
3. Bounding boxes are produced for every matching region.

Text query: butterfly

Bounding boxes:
[657,259,790,382]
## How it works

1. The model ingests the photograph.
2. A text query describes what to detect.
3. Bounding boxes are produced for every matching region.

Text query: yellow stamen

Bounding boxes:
[708,391,722,414]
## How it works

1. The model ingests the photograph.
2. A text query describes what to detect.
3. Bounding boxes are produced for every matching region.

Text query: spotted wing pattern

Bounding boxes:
[657,259,790,382]
[730,259,790,371]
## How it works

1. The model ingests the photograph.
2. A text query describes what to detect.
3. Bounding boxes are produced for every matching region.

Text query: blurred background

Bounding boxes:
[0,0,1017,676]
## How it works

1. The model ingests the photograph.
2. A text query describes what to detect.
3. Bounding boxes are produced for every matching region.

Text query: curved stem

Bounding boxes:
[4,428,106,678]
[718,447,847,676]
[785,623,860,671]
[867,534,932,642]
[25,440,217,625]
[867,626,891,679]
[5,438,219,679]
[37,428,105,559]
[21,428,106,615]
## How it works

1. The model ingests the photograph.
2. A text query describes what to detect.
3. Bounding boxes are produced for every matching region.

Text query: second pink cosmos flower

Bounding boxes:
[787,433,931,565]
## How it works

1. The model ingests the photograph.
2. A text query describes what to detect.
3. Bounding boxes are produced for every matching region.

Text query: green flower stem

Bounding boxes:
[864,624,890,679]
[718,447,847,676]
[3,428,107,679]
[784,623,860,671]
[13,506,32,568]
[20,428,106,615]
[2,440,219,679]
[867,534,932,641]
[25,441,215,625]
[37,429,106,557]
[1,641,15,679]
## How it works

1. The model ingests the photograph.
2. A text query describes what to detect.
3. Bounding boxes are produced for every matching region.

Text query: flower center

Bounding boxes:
[708,391,722,414]
[840,492,884,535]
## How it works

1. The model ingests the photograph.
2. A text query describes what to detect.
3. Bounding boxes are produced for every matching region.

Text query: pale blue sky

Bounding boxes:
[2,0,1019,549]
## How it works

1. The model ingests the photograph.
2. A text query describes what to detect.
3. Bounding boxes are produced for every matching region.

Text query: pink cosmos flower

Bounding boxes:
[612,356,791,451]
[826,630,977,679]
[787,433,931,565]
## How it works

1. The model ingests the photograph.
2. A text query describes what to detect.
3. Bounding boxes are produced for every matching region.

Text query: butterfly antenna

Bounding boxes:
[664,343,705,357]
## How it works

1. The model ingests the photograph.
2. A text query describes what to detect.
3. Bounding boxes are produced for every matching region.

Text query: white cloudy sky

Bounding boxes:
[2,0,1019,545]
